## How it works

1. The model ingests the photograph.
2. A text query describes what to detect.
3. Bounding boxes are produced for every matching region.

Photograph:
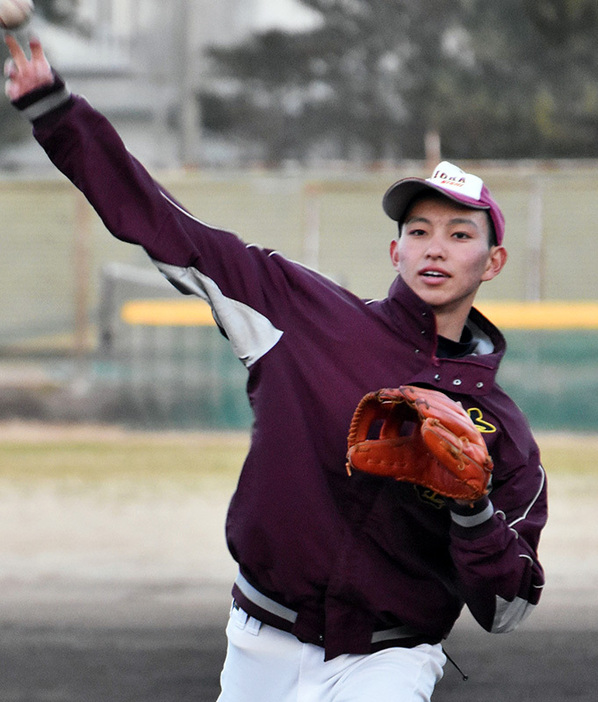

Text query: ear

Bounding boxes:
[390,239,400,272]
[481,246,508,282]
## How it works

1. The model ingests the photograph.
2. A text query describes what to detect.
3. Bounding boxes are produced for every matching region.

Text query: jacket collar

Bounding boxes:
[385,276,507,396]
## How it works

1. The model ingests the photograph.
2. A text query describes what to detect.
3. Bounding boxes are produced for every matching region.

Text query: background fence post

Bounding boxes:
[526,177,544,301]
[74,193,92,367]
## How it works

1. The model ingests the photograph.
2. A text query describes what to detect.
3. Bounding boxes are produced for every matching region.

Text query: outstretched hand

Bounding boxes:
[4,35,53,101]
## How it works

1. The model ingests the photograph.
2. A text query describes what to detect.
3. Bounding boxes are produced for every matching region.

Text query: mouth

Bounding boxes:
[419,268,450,282]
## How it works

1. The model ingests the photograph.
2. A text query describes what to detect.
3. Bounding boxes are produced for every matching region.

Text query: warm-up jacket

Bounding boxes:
[15,81,547,661]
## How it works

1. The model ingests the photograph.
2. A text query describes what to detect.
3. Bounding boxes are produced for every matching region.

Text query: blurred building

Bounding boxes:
[6,0,311,169]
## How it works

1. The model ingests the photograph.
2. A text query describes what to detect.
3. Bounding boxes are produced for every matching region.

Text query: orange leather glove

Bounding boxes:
[346,385,493,501]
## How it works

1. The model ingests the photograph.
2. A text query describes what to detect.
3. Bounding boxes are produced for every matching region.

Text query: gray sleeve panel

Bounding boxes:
[153,260,283,368]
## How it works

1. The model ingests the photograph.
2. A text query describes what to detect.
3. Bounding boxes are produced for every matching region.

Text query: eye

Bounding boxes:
[407,227,427,237]
[452,230,472,240]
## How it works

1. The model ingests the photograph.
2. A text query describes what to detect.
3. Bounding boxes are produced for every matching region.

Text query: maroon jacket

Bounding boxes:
[15,81,547,661]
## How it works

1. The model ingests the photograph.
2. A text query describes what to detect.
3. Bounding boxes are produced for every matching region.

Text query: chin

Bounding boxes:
[414,288,452,308]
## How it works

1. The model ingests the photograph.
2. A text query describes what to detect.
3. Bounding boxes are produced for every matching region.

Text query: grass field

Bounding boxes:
[534,433,598,475]
[0,426,250,490]
[0,425,593,481]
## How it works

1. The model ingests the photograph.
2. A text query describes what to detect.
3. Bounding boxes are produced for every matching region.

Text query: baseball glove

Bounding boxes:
[346,385,493,501]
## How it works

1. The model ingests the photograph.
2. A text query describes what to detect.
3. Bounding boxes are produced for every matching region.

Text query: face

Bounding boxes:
[390,194,507,334]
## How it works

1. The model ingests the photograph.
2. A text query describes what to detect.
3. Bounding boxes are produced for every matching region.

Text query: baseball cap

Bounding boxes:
[382,161,505,245]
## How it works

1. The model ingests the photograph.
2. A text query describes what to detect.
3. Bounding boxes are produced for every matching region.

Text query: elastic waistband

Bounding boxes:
[232,572,437,651]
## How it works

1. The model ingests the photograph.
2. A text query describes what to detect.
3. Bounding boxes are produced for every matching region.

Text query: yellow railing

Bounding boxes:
[121,299,598,330]
[476,302,598,330]
[121,299,216,326]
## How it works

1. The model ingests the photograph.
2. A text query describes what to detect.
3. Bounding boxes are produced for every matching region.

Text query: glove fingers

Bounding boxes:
[347,392,412,447]
[380,404,414,440]
[347,393,388,446]
[421,420,492,498]
[400,386,480,441]
[421,419,493,471]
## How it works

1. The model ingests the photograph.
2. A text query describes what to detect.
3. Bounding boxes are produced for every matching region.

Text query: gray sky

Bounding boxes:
[254,0,320,30]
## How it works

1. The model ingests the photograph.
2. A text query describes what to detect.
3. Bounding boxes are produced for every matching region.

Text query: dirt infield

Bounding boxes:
[0,425,596,701]
[0,622,595,701]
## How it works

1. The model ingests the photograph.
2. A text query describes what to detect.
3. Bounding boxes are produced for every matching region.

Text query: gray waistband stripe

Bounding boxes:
[371,625,421,643]
[235,573,298,624]
[235,573,423,643]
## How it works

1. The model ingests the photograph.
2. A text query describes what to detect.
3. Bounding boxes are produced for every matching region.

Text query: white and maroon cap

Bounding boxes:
[382,161,505,245]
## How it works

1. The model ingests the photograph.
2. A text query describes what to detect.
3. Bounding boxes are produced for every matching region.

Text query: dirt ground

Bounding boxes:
[0,428,596,701]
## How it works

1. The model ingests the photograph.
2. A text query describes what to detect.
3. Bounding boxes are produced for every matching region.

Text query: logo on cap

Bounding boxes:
[427,161,483,200]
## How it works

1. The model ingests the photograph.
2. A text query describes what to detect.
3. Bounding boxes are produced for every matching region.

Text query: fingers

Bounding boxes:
[3,32,53,100]
[4,34,27,68]
[3,58,18,100]
[4,57,14,79]
[28,36,45,61]
[4,35,23,100]
[5,34,47,68]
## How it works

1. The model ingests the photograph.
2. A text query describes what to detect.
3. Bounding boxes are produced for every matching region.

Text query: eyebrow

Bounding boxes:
[404,215,482,231]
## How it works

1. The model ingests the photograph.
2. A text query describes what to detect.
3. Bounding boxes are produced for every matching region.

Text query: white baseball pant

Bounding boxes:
[216,603,446,702]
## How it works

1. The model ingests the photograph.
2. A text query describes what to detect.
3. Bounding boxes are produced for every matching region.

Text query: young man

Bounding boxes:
[5,36,546,702]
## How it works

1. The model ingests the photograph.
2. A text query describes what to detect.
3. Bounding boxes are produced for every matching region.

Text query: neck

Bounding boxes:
[435,309,469,342]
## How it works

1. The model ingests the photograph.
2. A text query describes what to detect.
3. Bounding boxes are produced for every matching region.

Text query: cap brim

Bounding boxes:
[382,178,490,223]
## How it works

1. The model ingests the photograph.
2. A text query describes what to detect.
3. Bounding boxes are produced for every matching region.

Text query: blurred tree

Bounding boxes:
[524,0,598,43]
[203,0,467,164]
[202,0,598,163]
[520,0,598,156]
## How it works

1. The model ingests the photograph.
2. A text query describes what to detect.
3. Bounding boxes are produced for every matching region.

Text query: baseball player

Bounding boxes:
[4,36,547,702]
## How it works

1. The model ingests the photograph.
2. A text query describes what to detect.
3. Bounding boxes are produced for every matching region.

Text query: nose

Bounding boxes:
[424,236,447,259]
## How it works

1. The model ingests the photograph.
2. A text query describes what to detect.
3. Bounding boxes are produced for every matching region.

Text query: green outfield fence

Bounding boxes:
[89,297,598,432]
[499,330,598,432]
[0,162,597,431]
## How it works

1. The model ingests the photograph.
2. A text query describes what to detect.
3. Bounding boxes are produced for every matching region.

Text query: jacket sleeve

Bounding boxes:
[18,80,242,271]
[13,75,299,366]
[447,436,547,633]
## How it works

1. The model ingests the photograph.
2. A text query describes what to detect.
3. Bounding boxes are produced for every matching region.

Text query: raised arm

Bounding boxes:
[2,33,291,362]
[4,35,53,100]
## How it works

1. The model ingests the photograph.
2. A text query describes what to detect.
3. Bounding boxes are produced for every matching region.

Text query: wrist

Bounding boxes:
[448,496,494,529]
[12,70,72,122]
